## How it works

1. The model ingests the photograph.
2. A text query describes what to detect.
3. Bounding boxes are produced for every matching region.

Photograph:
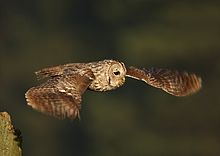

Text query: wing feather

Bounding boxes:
[35,63,84,80]
[126,66,202,96]
[25,69,95,119]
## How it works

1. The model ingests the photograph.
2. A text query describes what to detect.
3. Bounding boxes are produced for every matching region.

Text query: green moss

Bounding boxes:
[0,112,22,156]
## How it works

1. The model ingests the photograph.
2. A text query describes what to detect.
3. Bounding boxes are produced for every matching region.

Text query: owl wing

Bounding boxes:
[35,63,83,80]
[126,66,202,96]
[25,69,95,119]
[35,66,63,79]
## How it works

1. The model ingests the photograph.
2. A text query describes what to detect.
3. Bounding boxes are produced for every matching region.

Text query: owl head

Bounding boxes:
[108,61,126,88]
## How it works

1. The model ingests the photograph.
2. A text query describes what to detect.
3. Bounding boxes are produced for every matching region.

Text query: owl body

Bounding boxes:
[25,59,202,119]
[37,60,126,92]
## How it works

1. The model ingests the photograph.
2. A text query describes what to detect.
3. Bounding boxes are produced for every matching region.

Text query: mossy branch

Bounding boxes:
[0,112,22,156]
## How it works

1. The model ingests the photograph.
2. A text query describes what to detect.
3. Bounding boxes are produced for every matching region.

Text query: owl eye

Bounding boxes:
[113,71,120,76]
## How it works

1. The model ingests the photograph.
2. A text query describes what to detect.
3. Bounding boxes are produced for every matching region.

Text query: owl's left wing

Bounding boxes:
[126,66,202,96]
[25,69,95,119]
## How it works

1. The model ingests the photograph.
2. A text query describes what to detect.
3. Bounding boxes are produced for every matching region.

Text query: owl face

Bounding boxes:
[107,62,126,88]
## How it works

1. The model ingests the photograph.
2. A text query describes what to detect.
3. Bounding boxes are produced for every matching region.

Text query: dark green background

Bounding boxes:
[1,0,220,156]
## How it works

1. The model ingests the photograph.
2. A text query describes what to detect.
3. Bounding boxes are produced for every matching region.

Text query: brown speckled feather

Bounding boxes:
[25,69,95,119]
[25,59,202,119]
[35,63,85,80]
[126,66,202,96]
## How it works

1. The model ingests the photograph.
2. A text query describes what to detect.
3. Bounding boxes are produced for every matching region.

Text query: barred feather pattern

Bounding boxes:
[126,66,202,96]
[25,69,95,119]
[25,59,202,119]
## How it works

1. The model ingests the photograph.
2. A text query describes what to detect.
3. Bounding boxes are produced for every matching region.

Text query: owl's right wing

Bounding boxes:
[126,66,202,96]
[25,69,95,119]
[35,63,83,79]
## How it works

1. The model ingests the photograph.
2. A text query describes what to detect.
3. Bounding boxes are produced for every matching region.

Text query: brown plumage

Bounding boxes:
[126,66,201,96]
[25,59,202,119]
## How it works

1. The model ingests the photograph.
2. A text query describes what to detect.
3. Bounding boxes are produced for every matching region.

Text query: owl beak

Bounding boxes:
[122,77,125,83]
[118,77,125,87]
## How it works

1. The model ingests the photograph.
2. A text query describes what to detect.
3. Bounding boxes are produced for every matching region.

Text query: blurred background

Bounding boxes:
[1,0,220,155]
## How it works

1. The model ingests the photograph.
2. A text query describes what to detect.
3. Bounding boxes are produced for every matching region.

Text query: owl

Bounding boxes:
[25,59,202,119]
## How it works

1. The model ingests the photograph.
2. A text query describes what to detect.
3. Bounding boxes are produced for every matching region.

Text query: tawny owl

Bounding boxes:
[25,59,202,119]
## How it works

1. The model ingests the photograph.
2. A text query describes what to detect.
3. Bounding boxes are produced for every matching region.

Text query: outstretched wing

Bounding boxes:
[25,69,95,119]
[35,65,64,79]
[35,63,84,80]
[126,66,202,96]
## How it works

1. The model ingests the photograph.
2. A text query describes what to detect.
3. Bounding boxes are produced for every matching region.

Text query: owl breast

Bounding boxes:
[89,75,110,91]
[88,64,113,91]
